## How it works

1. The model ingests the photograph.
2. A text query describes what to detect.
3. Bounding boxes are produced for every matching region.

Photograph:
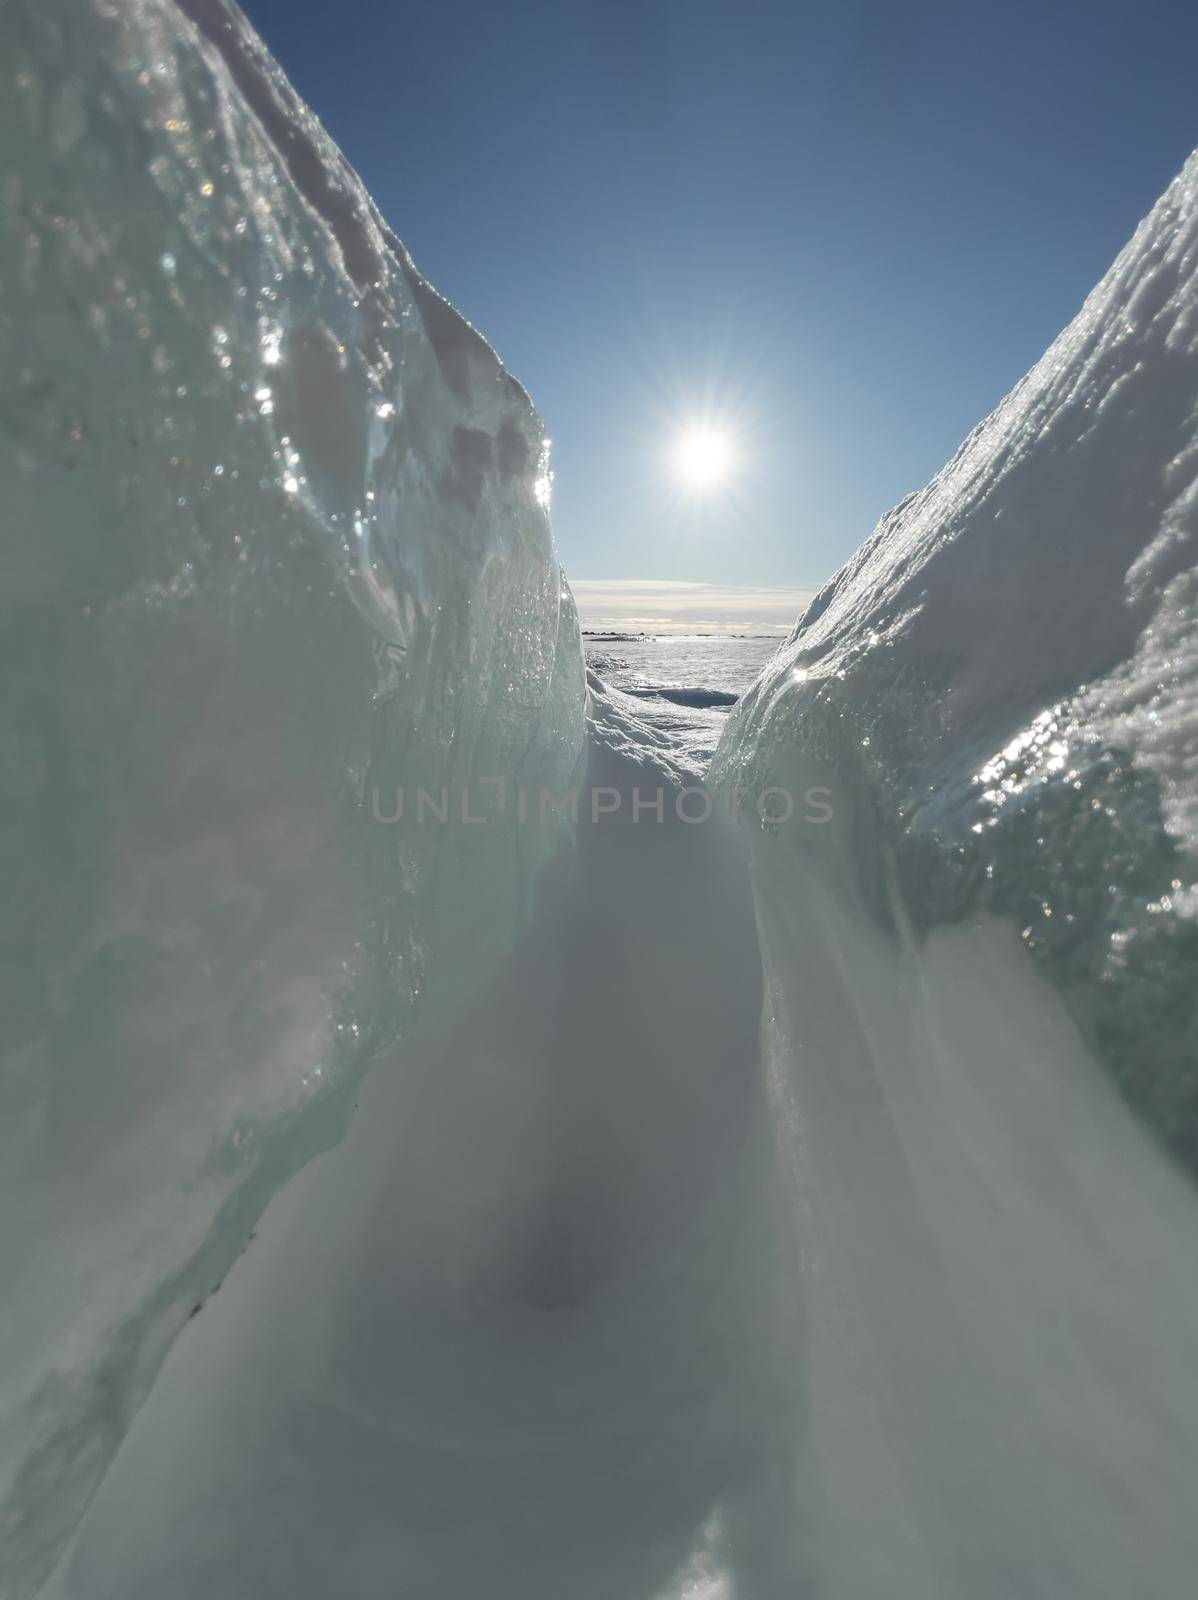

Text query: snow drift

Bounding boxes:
[5,0,1198,1596]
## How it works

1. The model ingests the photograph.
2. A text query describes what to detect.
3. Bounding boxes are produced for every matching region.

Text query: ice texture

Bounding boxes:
[714,146,1198,1168]
[0,1,581,1591]
[709,149,1198,1594]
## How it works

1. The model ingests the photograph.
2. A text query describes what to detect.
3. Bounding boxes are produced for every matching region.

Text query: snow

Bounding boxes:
[585,636,779,771]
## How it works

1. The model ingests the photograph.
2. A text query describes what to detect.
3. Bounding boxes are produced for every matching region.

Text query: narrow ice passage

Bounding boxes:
[9,3,1198,1594]
[45,683,1198,1600]
[44,684,805,1600]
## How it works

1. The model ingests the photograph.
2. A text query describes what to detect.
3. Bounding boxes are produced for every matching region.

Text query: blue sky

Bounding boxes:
[240,0,1198,614]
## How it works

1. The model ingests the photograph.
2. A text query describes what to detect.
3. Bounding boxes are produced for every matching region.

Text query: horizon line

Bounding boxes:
[569,578,818,636]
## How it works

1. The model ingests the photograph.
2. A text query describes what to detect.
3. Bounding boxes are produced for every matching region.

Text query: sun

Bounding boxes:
[672,423,734,490]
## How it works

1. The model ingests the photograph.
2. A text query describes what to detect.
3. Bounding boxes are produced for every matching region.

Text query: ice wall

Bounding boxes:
[711,152,1198,1594]
[0,2,582,1591]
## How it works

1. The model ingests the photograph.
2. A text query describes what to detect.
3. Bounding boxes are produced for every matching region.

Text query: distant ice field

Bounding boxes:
[583,634,782,770]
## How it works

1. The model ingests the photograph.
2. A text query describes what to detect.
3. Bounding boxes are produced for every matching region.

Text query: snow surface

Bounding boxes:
[5,0,1198,1595]
[585,635,778,770]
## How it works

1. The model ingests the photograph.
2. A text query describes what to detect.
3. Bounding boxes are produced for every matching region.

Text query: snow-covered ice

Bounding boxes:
[709,143,1198,1596]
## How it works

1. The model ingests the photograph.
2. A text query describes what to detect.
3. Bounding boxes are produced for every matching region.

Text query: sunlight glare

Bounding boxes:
[673,424,733,490]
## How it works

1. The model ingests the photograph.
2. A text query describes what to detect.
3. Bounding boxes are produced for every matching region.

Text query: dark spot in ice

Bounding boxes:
[511,1195,611,1311]
[623,686,739,709]
[441,426,492,509]
[286,320,361,492]
[494,417,529,481]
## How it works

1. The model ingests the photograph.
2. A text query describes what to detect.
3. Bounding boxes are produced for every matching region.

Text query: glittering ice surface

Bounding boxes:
[0,1,580,1590]
[715,149,1198,1171]
[710,149,1198,1595]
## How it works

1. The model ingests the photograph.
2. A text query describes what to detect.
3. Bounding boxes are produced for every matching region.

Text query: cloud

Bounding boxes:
[569,579,815,636]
